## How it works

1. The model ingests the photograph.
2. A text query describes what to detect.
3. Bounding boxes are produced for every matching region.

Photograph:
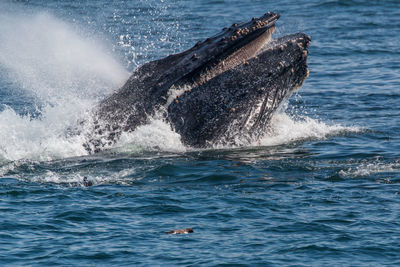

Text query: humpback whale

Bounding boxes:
[84,12,310,152]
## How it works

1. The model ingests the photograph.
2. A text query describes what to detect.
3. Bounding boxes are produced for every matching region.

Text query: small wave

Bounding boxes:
[0,156,145,187]
[339,160,400,178]
[22,168,139,187]
[313,0,359,8]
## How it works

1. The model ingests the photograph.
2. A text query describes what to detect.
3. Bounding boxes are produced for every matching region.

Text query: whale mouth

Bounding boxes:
[187,12,310,92]
[209,24,276,81]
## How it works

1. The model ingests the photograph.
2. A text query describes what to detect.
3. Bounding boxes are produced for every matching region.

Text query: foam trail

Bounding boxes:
[0,8,128,162]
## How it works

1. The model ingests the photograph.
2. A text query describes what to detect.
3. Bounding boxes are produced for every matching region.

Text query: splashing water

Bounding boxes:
[113,118,186,154]
[0,9,128,162]
[259,112,361,147]
[0,11,128,103]
[0,5,360,164]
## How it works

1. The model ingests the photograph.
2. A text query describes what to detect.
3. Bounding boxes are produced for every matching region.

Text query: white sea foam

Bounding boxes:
[258,112,361,147]
[16,167,141,186]
[113,118,186,153]
[0,106,87,162]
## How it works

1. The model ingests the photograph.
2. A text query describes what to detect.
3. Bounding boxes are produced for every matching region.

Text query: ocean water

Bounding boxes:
[0,0,399,265]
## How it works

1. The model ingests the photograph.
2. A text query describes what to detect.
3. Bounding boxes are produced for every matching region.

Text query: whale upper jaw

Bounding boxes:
[144,12,281,94]
[173,12,280,86]
[84,12,310,152]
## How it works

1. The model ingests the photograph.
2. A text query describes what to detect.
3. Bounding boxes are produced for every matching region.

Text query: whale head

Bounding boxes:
[89,12,310,152]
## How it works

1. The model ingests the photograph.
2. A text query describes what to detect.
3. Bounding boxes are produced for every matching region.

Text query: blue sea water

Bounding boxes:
[0,0,399,265]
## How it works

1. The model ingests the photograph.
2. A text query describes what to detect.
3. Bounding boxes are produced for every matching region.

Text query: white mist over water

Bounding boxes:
[0,12,128,103]
[0,8,128,162]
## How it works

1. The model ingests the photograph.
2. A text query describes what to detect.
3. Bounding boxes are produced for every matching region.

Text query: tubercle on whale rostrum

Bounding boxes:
[190,12,280,59]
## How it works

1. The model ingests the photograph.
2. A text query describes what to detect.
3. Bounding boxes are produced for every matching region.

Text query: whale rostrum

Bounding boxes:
[83,12,310,152]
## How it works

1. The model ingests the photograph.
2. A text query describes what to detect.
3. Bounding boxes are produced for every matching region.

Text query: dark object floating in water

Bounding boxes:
[82,177,93,187]
[83,12,310,153]
[166,228,194,235]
